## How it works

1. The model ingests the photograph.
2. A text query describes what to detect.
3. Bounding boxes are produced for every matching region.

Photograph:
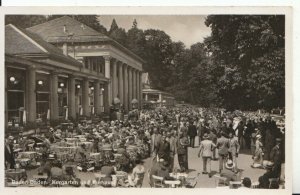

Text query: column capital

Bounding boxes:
[103,55,111,61]
[52,70,60,76]
[94,79,101,83]
[28,65,36,70]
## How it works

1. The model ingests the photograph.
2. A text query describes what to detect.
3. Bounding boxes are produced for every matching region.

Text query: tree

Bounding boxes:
[204,15,285,110]
[108,19,128,46]
[143,29,175,90]
[126,19,147,59]
[5,15,47,28]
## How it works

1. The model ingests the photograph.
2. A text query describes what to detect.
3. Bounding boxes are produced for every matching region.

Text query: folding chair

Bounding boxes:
[164,180,181,188]
[152,175,164,188]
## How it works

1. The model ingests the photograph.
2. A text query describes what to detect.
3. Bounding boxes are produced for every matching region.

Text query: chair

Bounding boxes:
[229,181,242,189]
[164,180,181,188]
[134,172,145,187]
[269,178,279,189]
[152,175,164,188]
[213,174,227,187]
[251,181,259,188]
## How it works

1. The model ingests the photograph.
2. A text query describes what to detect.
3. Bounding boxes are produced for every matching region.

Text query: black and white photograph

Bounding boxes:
[1,7,292,193]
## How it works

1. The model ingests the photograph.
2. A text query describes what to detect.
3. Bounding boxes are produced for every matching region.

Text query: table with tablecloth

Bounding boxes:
[16,151,38,167]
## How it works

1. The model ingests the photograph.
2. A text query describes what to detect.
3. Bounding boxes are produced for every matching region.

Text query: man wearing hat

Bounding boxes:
[5,136,15,169]
[150,128,162,161]
[198,133,215,175]
[228,132,240,173]
[187,121,197,148]
[270,138,282,178]
[216,132,230,173]
[157,134,170,163]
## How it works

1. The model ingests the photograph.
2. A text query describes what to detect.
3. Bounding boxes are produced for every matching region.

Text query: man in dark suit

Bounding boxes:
[216,132,230,173]
[187,121,197,148]
[157,134,170,163]
[5,136,15,169]
[151,127,162,160]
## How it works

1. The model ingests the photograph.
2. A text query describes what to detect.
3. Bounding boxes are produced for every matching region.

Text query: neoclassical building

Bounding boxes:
[5,16,144,127]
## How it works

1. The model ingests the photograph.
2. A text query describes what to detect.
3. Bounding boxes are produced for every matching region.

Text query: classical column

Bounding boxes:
[112,60,118,100]
[140,71,143,109]
[94,80,100,115]
[123,64,129,112]
[132,69,137,99]
[128,67,133,110]
[103,83,109,113]
[104,56,112,108]
[136,70,141,108]
[118,62,124,105]
[82,78,90,117]
[50,71,59,120]
[68,75,76,119]
[100,84,104,112]
[27,67,36,123]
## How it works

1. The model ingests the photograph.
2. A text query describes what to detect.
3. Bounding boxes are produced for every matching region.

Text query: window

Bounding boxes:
[84,57,89,69]
[58,78,68,117]
[6,67,25,126]
[36,73,50,122]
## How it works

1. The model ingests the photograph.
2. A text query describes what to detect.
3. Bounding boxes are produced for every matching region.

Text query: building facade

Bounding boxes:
[5,16,144,128]
[142,73,175,108]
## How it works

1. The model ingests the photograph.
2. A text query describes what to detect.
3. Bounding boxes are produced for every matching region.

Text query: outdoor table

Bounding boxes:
[66,138,77,142]
[5,169,27,181]
[16,158,31,167]
[170,172,189,187]
[170,172,188,179]
[52,146,78,156]
[89,153,101,161]
[18,151,37,160]
[13,148,23,153]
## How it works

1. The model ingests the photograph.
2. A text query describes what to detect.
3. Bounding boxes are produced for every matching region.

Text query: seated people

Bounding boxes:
[258,162,277,189]
[130,159,145,187]
[100,165,116,187]
[241,177,252,188]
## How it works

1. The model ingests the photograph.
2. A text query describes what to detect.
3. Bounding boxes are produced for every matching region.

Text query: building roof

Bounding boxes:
[142,88,174,97]
[5,24,82,67]
[27,16,145,63]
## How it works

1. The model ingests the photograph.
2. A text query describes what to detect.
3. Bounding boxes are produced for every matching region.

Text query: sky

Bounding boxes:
[97,15,211,48]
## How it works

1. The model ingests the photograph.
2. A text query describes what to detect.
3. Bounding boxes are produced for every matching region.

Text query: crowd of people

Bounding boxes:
[5,106,285,188]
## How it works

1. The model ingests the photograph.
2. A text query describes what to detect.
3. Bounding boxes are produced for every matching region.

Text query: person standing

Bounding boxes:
[228,132,240,173]
[157,134,171,163]
[216,132,230,173]
[5,136,15,169]
[252,135,264,168]
[168,130,178,171]
[177,132,189,172]
[150,127,162,161]
[130,159,146,187]
[187,121,197,148]
[198,133,215,175]
[209,129,218,160]
[270,138,282,178]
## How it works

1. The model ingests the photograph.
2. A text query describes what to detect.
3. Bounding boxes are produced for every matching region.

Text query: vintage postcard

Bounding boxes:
[0,6,293,195]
